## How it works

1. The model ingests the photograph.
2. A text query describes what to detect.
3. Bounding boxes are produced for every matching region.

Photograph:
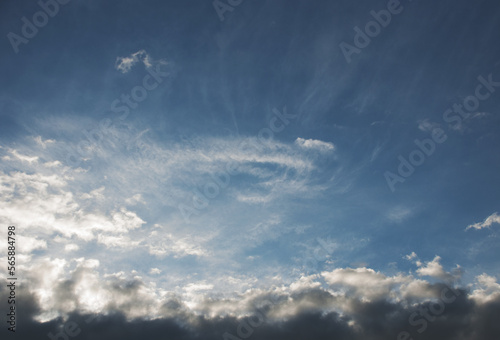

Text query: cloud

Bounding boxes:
[65,243,79,252]
[7,251,488,322]
[1,130,497,339]
[115,50,152,73]
[7,148,39,163]
[387,206,412,223]
[149,268,161,275]
[289,274,321,292]
[80,186,105,200]
[404,252,418,261]
[466,212,500,230]
[33,135,55,149]
[322,267,409,301]
[43,160,62,168]
[416,256,448,279]
[0,168,145,242]
[295,137,335,152]
[125,193,145,205]
[415,256,462,282]
[0,132,336,275]
[471,274,500,303]
[18,235,47,253]
[97,234,141,249]
[145,230,211,258]
[1,266,500,340]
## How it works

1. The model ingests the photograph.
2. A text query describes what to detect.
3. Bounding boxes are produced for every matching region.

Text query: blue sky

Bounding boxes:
[1,0,500,339]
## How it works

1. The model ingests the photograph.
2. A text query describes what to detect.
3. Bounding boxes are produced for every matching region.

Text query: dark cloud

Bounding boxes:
[2,285,500,340]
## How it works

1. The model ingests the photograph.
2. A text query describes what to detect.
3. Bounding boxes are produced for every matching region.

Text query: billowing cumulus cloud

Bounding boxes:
[1,261,499,339]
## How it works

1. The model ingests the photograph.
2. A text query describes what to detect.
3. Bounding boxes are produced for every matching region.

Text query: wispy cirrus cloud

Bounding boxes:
[0,128,341,280]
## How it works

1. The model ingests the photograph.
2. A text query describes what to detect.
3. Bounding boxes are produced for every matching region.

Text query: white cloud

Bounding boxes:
[471,274,500,303]
[43,160,62,168]
[34,136,55,149]
[184,282,214,293]
[146,230,210,258]
[8,149,39,163]
[75,257,100,269]
[289,275,321,292]
[97,234,141,249]
[18,235,47,253]
[149,268,161,275]
[126,193,145,205]
[387,206,412,223]
[404,252,417,261]
[111,208,145,232]
[0,161,145,245]
[81,186,105,200]
[64,244,79,252]
[294,138,335,152]
[0,132,335,274]
[321,267,409,301]
[415,256,461,281]
[115,50,152,73]
[466,212,500,231]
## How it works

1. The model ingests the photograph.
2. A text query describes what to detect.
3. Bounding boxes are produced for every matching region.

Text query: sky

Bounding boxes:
[1,0,500,339]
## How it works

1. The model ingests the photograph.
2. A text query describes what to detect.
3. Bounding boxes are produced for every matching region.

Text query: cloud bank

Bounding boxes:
[2,263,499,340]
